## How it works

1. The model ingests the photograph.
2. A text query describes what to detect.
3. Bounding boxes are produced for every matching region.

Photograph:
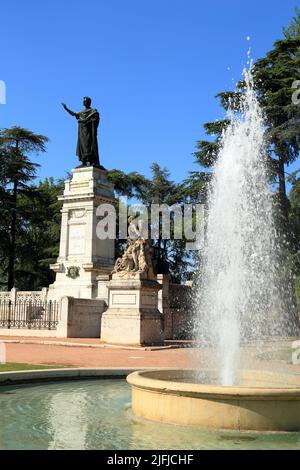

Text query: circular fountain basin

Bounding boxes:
[127,369,300,432]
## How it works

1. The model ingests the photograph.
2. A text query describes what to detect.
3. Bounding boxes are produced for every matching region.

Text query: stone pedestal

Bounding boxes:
[101,276,164,346]
[48,166,115,300]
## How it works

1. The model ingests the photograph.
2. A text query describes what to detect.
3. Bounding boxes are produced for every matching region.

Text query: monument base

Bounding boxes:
[48,165,115,301]
[100,278,164,346]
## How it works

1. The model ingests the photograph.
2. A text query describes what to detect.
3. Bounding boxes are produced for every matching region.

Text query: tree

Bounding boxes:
[0,185,11,288]
[108,164,193,282]
[0,176,65,291]
[107,169,149,198]
[138,163,182,277]
[190,12,300,332]
[253,38,300,220]
[289,171,300,311]
[193,11,300,223]
[289,172,300,236]
[0,127,49,289]
[107,169,150,259]
[14,178,63,290]
[283,7,300,39]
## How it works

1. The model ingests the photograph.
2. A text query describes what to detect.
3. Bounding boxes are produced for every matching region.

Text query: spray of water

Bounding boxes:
[194,67,297,386]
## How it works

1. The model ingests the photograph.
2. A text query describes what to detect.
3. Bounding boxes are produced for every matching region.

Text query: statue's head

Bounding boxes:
[83,96,92,107]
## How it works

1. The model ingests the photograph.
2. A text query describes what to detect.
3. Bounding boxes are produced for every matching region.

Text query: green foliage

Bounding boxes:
[108,163,193,282]
[0,363,69,372]
[289,175,300,277]
[283,8,300,39]
[190,12,300,322]
[194,140,220,167]
[295,276,300,312]
[107,169,149,198]
[0,176,63,291]
[253,37,300,220]
[180,171,212,204]
[0,127,49,290]
[253,37,300,163]
[141,164,192,282]
[193,15,300,223]
[16,178,63,290]
[215,92,243,111]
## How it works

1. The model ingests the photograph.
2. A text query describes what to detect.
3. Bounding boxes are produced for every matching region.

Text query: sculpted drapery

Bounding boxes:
[62,97,100,167]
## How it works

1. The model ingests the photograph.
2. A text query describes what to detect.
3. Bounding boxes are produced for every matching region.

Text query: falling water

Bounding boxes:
[194,67,294,386]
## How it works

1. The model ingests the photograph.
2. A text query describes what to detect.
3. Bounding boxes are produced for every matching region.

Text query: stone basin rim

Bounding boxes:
[126,369,300,399]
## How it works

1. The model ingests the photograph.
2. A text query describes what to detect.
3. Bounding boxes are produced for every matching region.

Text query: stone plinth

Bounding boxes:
[100,276,164,346]
[48,166,115,300]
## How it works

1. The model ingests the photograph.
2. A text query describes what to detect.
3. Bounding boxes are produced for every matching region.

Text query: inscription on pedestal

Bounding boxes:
[68,225,85,255]
[112,293,137,305]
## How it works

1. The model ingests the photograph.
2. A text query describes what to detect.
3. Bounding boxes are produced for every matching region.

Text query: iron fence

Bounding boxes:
[0,299,60,330]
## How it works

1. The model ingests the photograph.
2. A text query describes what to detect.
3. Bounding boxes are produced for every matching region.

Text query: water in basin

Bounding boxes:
[0,379,300,450]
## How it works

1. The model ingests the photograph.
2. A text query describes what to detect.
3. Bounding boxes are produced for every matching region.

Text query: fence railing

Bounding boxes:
[0,299,60,330]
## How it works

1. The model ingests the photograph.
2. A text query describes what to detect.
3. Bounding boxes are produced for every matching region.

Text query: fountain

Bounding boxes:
[127,67,300,431]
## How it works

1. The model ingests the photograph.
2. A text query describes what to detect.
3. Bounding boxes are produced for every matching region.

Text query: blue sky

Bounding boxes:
[0,0,299,184]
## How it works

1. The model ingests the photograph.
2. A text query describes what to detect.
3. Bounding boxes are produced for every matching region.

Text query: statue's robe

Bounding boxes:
[76,108,100,167]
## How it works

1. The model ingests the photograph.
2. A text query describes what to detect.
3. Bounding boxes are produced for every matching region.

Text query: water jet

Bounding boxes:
[127,67,300,432]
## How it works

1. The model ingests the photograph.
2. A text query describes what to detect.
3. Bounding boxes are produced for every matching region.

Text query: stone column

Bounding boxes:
[157,274,173,339]
[48,166,115,300]
[96,274,110,306]
[10,287,18,303]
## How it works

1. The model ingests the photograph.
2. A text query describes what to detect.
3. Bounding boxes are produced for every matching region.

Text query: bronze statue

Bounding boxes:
[62,97,101,167]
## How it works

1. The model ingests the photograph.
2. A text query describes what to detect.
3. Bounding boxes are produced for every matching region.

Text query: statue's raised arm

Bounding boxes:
[61,102,78,118]
[61,97,101,168]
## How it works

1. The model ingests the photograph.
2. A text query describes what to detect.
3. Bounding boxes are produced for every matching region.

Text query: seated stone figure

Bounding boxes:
[112,217,155,279]
[113,244,135,273]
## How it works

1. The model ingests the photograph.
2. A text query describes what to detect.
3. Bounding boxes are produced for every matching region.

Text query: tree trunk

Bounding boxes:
[7,180,17,290]
[278,154,289,222]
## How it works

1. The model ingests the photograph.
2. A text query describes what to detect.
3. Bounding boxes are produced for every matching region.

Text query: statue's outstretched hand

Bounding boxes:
[61,102,67,109]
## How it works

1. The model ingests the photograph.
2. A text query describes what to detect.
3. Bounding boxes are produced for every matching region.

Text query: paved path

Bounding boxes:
[3,342,197,368]
[0,336,198,368]
[1,335,300,372]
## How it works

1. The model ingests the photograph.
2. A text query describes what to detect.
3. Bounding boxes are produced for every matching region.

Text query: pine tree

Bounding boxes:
[193,12,300,222]
[15,178,63,290]
[0,127,48,289]
[289,172,300,311]
[108,164,193,282]
[253,37,300,220]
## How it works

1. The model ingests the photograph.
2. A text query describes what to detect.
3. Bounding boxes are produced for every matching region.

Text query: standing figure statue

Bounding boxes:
[62,97,101,167]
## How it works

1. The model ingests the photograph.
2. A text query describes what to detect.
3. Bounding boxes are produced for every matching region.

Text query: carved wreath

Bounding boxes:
[66,266,80,279]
